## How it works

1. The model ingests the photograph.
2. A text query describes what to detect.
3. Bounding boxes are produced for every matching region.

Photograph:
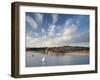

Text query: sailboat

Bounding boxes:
[41,57,46,62]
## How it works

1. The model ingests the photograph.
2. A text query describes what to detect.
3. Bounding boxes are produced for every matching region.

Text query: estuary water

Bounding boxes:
[25,51,89,67]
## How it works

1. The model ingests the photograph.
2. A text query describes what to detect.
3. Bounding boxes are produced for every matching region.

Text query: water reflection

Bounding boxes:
[25,51,89,67]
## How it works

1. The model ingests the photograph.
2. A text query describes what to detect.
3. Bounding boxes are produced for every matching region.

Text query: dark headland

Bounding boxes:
[26,46,89,56]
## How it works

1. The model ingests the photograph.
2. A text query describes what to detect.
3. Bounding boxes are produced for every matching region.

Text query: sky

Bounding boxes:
[25,12,89,47]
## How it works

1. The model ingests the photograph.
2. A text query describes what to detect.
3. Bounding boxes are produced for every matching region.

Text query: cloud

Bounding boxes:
[77,31,89,42]
[26,29,89,47]
[61,19,77,41]
[71,31,89,43]
[51,14,58,24]
[41,28,46,34]
[48,24,56,36]
[26,35,64,47]
[34,13,43,24]
[64,18,73,27]
[26,15,38,30]
[66,42,89,47]
[26,18,78,47]
[46,14,59,37]
[26,15,89,47]
[66,31,89,47]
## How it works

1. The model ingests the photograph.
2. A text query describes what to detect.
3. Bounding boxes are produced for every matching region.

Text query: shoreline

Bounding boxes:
[64,52,89,56]
[26,50,89,56]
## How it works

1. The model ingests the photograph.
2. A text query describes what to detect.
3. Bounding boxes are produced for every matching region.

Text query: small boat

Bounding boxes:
[41,57,46,62]
[32,54,34,57]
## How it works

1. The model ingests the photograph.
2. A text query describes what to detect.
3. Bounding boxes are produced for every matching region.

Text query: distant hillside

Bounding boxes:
[26,46,89,55]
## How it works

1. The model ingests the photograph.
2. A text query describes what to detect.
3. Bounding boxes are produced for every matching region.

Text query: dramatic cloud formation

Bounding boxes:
[26,15,38,30]
[26,13,89,47]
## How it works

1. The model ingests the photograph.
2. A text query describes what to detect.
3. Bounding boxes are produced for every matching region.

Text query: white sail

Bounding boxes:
[41,57,46,62]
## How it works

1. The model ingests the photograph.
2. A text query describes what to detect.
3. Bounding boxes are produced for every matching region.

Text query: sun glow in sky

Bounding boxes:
[26,12,89,47]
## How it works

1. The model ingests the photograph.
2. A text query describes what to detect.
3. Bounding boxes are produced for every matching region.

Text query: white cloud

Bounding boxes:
[56,32,61,36]
[26,24,78,47]
[26,35,64,47]
[41,28,46,34]
[67,42,89,47]
[34,13,43,24]
[26,34,31,41]
[76,20,80,25]
[26,15,38,30]
[26,18,78,47]
[34,33,39,37]
[46,14,59,37]
[51,14,58,24]
[70,31,89,43]
[26,17,89,47]
[62,19,77,41]
[48,24,56,36]
[64,18,73,26]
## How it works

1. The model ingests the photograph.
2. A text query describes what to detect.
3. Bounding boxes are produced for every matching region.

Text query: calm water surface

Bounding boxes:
[25,51,89,67]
